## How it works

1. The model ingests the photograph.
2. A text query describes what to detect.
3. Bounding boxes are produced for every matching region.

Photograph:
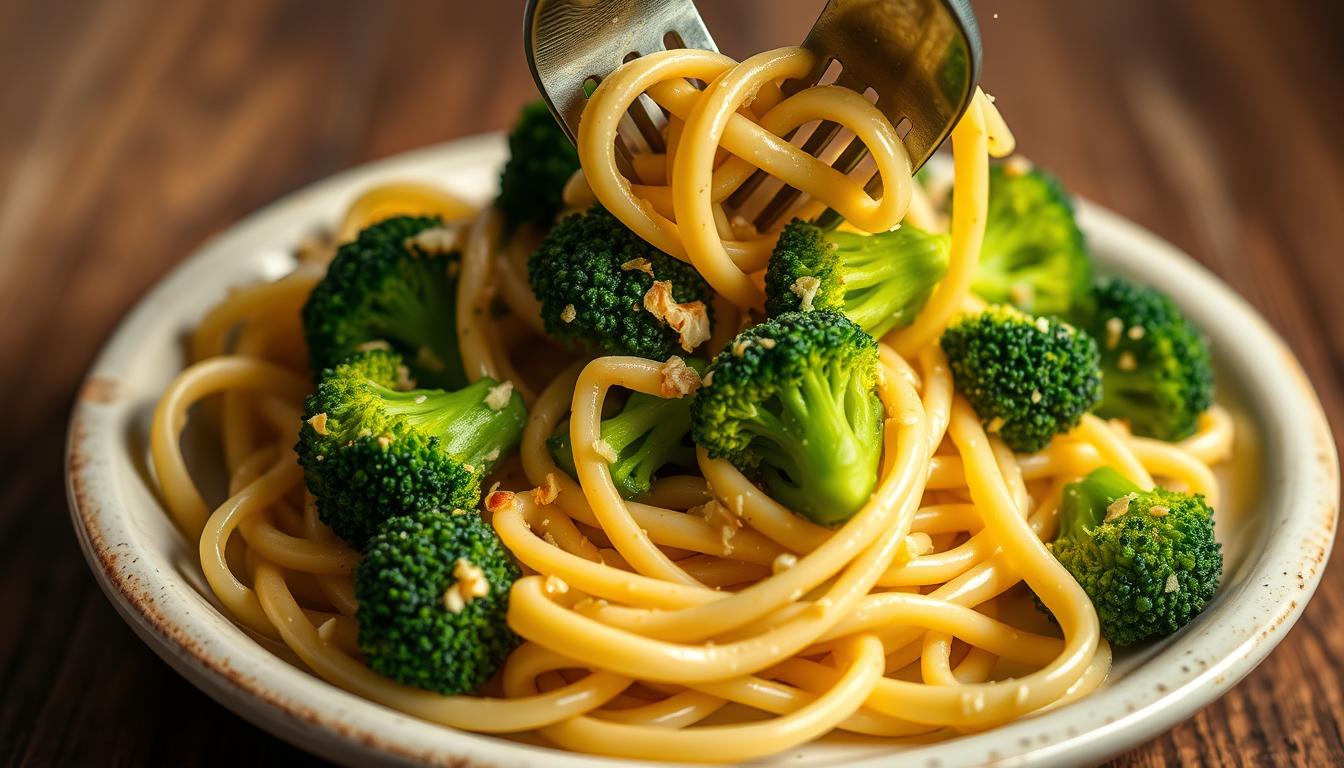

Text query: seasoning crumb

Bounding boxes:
[642,280,710,352]
[1105,492,1138,522]
[442,558,490,613]
[659,355,702,397]
[592,438,618,463]
[485,381,515,410]
[532,472,561,506]
[620,257,655,276]
[789,276,821,311]
[560,304,577,323]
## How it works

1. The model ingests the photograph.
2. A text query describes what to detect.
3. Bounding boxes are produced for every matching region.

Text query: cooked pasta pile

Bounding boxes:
[149,45,1233,762]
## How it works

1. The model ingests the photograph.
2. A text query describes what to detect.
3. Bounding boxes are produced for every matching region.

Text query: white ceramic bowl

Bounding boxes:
[66,135,1339,768]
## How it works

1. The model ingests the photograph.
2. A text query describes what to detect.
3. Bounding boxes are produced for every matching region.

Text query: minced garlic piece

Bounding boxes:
[1149,504,1170,517]
[1117,351,1138,371]
[720,524,737,554]
[442,558,490,613]
[485,380,514,410]
[1127,325,1146,340]
[483,447,500,463]
[376,435,393,449]
[1034,316,1051,333]
[1030,390,1043,404]
[532,472,561,506]
[1105,317,1124,350]
[1104,492,1138,522]
[560,304,577,323]
[986,417,1006,433]
[592,438,618,463]
[756,337,776,349]
[1164,573,1180,593]
[659,355,702,397]
[405,226,460,254]
[789,275,821,311]
[355,339,392,352]
[484,489,516,513]
[543,574,570,596]
[771,553,798,575]
[701,370,714,388]
[732,339,751,357]
[413,394,427,404]
[621,257,655,276]
[695,500,740,555]
[307,412,329,435]
[642,281,710,353]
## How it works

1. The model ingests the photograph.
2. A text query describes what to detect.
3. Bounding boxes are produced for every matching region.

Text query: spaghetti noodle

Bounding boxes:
[148,45,1233,762]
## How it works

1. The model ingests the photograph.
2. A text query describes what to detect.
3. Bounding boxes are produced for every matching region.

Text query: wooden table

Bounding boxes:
[2,1,1340,765]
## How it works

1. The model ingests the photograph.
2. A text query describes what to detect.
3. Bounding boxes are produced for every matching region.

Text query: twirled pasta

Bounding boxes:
[147,45,1233,763]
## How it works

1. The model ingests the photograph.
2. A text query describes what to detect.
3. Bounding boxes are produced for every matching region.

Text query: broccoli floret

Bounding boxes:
[302,215,466,389]
[941,305,1101,452]
[1043,467,1221,646]
[356,510,522,694]
[764,220,950,337]
[692,311,883,526]
[527,206,715,359]
[972,164,1092,316]
[548,361,704,499]
[496,100,580,232]
[1075,277,1214,441]
[295,350,527,549]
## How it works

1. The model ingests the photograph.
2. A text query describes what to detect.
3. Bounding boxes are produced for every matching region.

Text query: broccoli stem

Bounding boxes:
[372,259,465,389]
[1058,467,1139,541]
[549,392,695,499]
[745,362,882,525]
[379,379,520,468]
[829,229,948,337]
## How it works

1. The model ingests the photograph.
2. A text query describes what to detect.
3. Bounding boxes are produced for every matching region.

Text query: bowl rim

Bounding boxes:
[65,133,1340,768]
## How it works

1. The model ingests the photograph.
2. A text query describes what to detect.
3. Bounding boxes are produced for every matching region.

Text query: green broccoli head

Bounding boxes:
[548,359,704,499]
[941,304,1102,452]
[692,311,883,526]
[1044,467,1222,646]
[496,100,581,232]
[527,206,715,359]
[295,350,527,549]
[302,215,466,389]
[1076,277,1214,441]
[355,510,522,694]
[764,220,950,338]
[972,164,1092,317]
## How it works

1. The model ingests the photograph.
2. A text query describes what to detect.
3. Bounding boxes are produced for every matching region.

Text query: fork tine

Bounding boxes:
[753,68,870,231]
[525,0,717,142]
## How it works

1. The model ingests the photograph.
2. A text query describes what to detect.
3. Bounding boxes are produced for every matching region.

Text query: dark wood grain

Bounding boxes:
[1,1,1340,765]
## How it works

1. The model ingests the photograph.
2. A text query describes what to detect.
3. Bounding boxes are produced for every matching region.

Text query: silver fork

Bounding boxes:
[524,0,981,231]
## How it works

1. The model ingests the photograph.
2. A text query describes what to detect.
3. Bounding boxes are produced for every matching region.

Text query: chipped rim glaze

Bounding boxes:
[66,135,1339,768]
